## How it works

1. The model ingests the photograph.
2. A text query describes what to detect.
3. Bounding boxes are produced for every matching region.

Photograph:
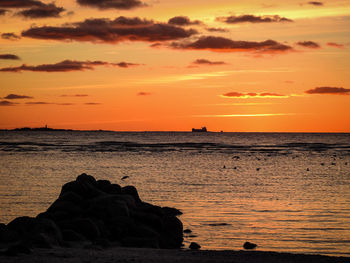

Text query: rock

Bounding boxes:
[121,186,142,204]
[189,242,201,250]
[1,174,184,251]
[62,229,87,242]
[0,223,19,243]
[162,207,183,216]
[96,179,111,193]
[76,173,97,186]
[58,218,100,241]
[160,216,183,248]
[131,211,163,232]
[3,244,31,256]
[183,229,192,234]
[243,241,257,249]
[105,184,121,195]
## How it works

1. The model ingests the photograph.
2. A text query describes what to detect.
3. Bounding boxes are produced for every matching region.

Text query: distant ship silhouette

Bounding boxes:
[192,127,207,132]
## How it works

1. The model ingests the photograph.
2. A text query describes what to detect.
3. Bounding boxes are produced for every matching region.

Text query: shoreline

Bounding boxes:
[1,246,350,263]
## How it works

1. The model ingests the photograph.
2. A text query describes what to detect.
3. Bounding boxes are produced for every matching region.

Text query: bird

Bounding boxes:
[121,176,129,180]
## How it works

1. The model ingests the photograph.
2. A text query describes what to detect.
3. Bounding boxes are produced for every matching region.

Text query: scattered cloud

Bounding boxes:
[0,100,18,106]
[172,36,293,54]
[25,101,51,105]
[217,15,293,24]
[305,87,350,95]
[84,102,101,105]
[221,92,288,98]
[193,113,294,117]
[76,0,146,10]
[0,0,46,8]
[137,92,152,96]
[16,3,65,18]
[206,27,229,33]
[3,94,33,99]
[22,17,197,44]
[60,94,89,97]
[327,42,344,48]
[296,41,321,49]
[0,9,7,15]
[1,32,21,40]
[192,59,227,66]
[0,54,20,60]
[0,60,140,72]
[57,103,75,105]
[307,1,323,6]
[168,16,202,26]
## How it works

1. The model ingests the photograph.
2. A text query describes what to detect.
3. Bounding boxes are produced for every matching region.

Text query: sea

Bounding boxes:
[0,131,349,256]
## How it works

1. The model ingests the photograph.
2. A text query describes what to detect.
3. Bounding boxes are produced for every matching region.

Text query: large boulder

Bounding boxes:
[2,173,184,250]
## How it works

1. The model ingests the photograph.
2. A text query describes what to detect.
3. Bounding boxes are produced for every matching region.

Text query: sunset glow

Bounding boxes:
[1,0,349,132]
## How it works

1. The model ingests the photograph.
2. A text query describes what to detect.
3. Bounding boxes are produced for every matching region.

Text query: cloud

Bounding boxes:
[206,27,229,33]
[221,92,288,98]
[22,17,197,43]
[172,36,293,54]
[194,113,293,117]
[0,9,7,15]
[217,15,293,24]
[327,42,344,48]
[16,3,65,18]
[25,101,51,105]
[296,41,321,49]
[0,100,18,106]
[0,59,140,72]
[1,32,21,40]
[0,54,20,60]
[60,94,89,97]
[76,0,146,10]
[307,1,323,6]
[192,59,227,65]
[305,87,350,95]
[168,16,202,26]
[3,94,33,99]
[84,102,101,105]
[0,0,46,8]
[137,92,152,96]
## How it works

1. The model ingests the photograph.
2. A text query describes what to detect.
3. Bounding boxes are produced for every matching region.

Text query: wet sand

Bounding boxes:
[1,246,349,263]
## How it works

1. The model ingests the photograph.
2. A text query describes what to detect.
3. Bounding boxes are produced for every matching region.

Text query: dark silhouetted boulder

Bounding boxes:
[2,173,184,250]
[58,218,100,241]
[243,241,257,249]
[189,242,201,250]
[62,229,87,242]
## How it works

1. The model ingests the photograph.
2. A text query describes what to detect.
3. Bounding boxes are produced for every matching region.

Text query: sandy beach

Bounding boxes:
[1,246,350,263]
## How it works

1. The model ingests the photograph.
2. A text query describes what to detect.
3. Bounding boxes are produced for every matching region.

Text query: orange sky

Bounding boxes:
[0,0,349,132]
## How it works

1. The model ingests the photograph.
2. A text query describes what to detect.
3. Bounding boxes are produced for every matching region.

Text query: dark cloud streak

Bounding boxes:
[172,36,293,54]
[4,94,33,99]
[305,87,350,95]
[22,17,197,43]
[0,54,20,60]
[168,16,202,26]
[1,32,21,40]
[16,4,65,18]
[0,60,140,72]
[307,1,324,6]
[76,0,146,10]
[193,59,226,65]
[297,41,321,49]
[217,15,293,24]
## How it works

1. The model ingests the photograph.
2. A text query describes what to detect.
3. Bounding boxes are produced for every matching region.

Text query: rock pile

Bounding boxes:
[0,174,184,254]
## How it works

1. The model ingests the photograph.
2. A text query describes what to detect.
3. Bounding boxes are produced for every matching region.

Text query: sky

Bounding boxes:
[0,0,349,132]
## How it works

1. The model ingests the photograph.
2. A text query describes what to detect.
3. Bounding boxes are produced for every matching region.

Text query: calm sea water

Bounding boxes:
[0,131,349,256]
